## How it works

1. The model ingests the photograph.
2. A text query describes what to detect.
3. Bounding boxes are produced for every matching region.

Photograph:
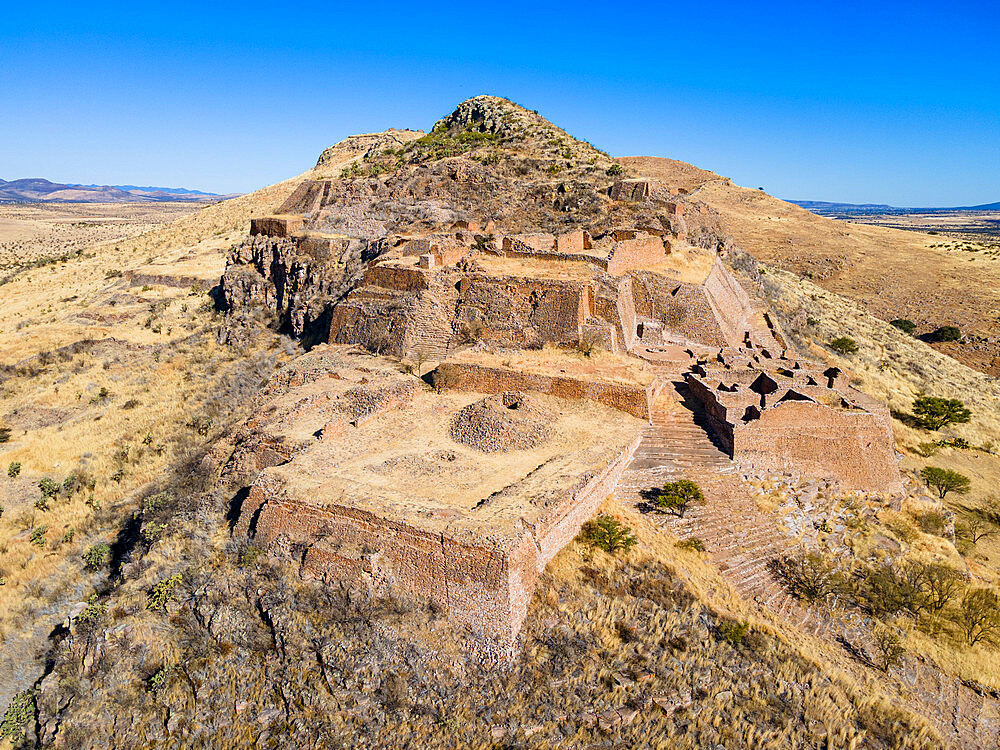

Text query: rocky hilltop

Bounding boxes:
[5,96,1000,750]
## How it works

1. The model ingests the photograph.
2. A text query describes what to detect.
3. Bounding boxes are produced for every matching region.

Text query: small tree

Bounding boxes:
[928,325,961,342]
[912,396,972,430]
[915,562,965,614]
[829,336,859,355]
[958,588,1000,646]
[653,480,705,518]
[872,625,905,672]
[606,163,625,177]
[889,319,916,335]
[581,515,637,555]
[958,515,997,546]
[920,466,971,499]
[771,550,842,602]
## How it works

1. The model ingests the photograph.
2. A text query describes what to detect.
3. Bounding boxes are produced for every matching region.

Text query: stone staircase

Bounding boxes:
[614,378,1000,749]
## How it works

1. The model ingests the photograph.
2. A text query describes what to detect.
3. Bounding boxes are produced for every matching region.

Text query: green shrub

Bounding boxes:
[718,620,749,646]
[6,461,20,478]
[872,625,905,672]
[61,528,75,544]
[958,588,1000,646]
[38,476,59,498]
[772,550,842,602]
[676,537,706,552]
[29,526,47,547]
[652,480,705,518]
[912,396,971,430]
[606,163,625,176]
[829,336,859,355]
[83,542,111,570]
[889,319,916,334]
[581,515,637,555]
[919,466,971,498]
[0,689,35,740]
[147,573,183,610]
[928,325,961,342]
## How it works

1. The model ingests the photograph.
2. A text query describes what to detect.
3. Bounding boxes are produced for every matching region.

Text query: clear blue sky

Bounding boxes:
[2,0,998,205]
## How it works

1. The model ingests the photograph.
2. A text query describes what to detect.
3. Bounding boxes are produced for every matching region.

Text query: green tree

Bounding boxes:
[919,466,971,498]
[912,396,972,430]
[581,515,637,555]
[928,325,961,342]
[958,589,1000,646]
[653,479,706,518]
[606,163,625,176]
[889,319,916,334]
[829,336,859,355]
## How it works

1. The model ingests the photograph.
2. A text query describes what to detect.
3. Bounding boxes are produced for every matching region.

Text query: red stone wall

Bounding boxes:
[606,236,668,275]
[731,401,902,493]
[236,479,539,641]
[433,362,652,420]
[362,264,429,292]
[250,216,305,238]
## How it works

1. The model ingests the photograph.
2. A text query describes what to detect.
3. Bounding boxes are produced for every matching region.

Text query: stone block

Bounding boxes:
[418,253,436,269]
[610,179,650,202]
[250,215,305,237]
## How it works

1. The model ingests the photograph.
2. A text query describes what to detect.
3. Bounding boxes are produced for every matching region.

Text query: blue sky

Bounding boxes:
[2,1,998,205]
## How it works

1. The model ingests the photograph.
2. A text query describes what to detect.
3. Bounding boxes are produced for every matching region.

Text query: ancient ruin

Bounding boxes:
[220,96,904,641]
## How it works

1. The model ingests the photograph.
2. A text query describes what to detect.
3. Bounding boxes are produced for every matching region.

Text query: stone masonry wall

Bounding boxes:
[631,273,728,347]
[433,362,653,420]
[702,258,770,349]
[731,401,903,493]
[606,236,668,275]
[456,275,587,347]
[235,478,539,641]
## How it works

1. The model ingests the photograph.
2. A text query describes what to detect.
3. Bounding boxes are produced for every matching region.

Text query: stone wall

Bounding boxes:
[362,264,429,292]
[606,236,668,275]
[432,361,653,420]
[702,258,773,349]
[631,273,728,347]
[732,401,902,493]
[250,215,305,238]
[456,275,587,348]
[236,478,539,642]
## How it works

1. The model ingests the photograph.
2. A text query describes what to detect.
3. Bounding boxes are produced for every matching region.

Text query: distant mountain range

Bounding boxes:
[0,177,239,204]
[790,199,1000,215]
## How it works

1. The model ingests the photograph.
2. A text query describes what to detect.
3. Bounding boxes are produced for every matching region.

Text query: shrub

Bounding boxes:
[718,620,750,646]
[889,319,916,334]
[83,542,111,570]
[916,562,965,614]
[913,510,947,536]
[75,594,106,624]
[606,163,625,176]
[872,625,905,672]
[38,477,59,498]
[928,325,961,342]
[771,550,842,602]
[61,528,75,544]
[0,425,10,443]
[829,336,859,355]
[958,588,1000,646]
[147,573,183,610]
[676,537,706,552]
[919,466,971,498]
[957,515,996,546]
[29,526,47,547]
[6,461,19,478]
[850,561,918,618]
[652,480,705,518]
[581,515,637,555]
[0,689,35,740]
[912,396,971,430]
